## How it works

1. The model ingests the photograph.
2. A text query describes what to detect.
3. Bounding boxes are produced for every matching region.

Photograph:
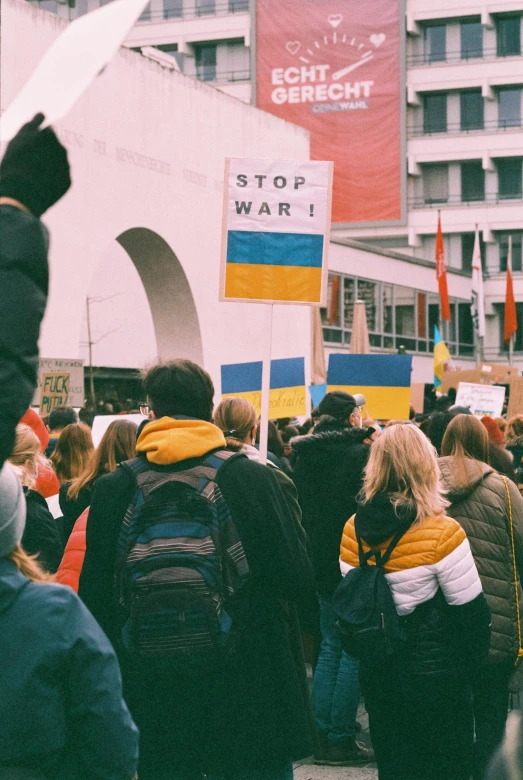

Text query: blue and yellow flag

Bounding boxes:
[327,354,413,420]
[221,357,306,418]
[434,325,451,388]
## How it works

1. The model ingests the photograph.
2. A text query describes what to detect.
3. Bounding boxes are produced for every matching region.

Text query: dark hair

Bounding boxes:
[424,412,453,456]
[48,406,78,431]
[255,420,285,458]
[449,405,473,417]
[280,425,300,444]
[143,360,214,421]
[78,407,95,428]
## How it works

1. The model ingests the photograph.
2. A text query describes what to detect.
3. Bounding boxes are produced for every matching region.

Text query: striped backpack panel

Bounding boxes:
[116,450,249,659]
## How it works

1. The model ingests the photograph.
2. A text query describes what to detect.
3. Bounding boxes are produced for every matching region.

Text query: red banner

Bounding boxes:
[255,0,404,225]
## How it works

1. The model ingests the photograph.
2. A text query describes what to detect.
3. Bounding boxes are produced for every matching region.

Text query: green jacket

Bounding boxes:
[439,456,523,664]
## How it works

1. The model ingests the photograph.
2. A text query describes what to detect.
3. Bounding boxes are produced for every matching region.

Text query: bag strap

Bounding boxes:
[502,476,523,668]
[357,527,406,569]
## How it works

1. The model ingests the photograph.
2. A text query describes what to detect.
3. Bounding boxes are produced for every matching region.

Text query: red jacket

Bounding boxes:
[55,508,88,593]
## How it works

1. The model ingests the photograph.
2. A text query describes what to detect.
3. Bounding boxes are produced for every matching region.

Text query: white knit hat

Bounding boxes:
[0,462,26,558]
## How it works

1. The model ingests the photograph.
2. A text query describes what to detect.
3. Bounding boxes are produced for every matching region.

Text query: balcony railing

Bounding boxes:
[407,46,522,66]
[409,193,523,209]
[196,67,251,83]
[409,118,522,138]
[137,0,249,23]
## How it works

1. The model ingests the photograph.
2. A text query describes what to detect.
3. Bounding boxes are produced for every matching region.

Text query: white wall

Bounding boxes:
[1,0,312,395]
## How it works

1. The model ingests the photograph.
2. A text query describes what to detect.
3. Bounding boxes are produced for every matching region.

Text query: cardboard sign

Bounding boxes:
[33,359,84,408]
[441,364,519,393]
[221,357,306,418]
[40,372,70,415]
[508,378,523,421]
[410,383,426,415]
[220,158,332,305]
[455,382,506,418]
[327,354,412,420]
[0,0,150,141]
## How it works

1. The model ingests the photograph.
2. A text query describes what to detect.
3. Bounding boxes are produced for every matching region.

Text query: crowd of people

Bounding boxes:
[2,116,523,780]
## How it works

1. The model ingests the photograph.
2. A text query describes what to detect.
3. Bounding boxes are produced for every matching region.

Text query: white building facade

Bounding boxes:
[17,0,523,383]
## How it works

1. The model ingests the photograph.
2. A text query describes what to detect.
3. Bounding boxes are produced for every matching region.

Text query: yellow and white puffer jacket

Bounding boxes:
[339,499,491,674]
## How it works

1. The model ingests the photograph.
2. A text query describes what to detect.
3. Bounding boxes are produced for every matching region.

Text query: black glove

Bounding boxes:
[0,113,71,217]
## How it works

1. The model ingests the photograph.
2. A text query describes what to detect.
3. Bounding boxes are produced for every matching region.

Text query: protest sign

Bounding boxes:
[441,363,519,393]
[507,378,523,420]
[327,354,413,420]
[0,0,150,141]
[455,382,506,418]
[221,357,306,418]
[91,413,146,447]
[40,372,70,415]
[220,158,333,305]
[410,383,425,415]
[33,359,84,408]
[309,383,328,410]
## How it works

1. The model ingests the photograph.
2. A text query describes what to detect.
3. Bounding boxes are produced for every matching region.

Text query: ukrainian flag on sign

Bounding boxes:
[225,231,324,303]
[327,354,413,420]
[221,357,306,418]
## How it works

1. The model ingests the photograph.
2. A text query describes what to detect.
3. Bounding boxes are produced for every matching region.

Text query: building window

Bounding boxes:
[322,273,474,356]
[164,0,182,18]
[460,20,483,59]
[424,25,446,62]
[423,164,449,204]
[461,232,486,272]
[196,0,215,15]
[498,88,522,128]
[229,0,249,9]
[461,161,485,202]
[497,15,521,56]
[156,43,178,55]
[423,93,447,133]
[498,158,523,199]
[195,44,217,81]
[460,90,484,131]
[499,232,523,272]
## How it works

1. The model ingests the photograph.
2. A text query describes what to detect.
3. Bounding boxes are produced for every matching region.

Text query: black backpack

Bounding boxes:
[332,529,407,661]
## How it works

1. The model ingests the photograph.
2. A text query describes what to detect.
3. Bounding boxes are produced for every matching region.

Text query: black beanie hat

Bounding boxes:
[317,391,357,421]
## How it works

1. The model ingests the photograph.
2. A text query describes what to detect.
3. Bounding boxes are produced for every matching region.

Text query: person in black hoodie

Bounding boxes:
[292,391,377,766]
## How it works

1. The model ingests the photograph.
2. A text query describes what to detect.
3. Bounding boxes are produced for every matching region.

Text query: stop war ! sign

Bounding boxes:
[220,158,333,306]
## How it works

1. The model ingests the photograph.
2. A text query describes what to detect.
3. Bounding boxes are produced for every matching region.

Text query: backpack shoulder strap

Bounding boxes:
[357,527,407,569]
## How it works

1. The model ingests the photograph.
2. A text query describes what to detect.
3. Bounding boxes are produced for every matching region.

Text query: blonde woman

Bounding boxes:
[0,461,139,778]
[8,424,63,573]
[339,424,491,780]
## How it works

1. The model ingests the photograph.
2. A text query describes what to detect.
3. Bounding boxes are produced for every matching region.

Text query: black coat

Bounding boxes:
[0,206,49,468]
[59,482,92,545]
[79,452,316,773]
[22,488,64,574]
[292,421,370,597]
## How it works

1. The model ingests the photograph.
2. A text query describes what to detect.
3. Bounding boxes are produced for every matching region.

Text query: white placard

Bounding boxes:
[455,382,506,419]
[0,0,150,141]
[32,358,84,408]
[91,413,146,447]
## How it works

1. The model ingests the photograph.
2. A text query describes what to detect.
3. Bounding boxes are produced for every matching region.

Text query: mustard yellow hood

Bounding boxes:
[136,417,226,465]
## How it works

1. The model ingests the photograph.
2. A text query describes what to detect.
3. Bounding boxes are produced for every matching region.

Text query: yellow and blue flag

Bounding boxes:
[221,357,306,418]
[434,325,451,388]
[327,354,413,420]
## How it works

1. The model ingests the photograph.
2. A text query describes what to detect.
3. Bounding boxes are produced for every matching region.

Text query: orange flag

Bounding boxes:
[328,274,341,325]
[436,212,451,321]
[504,236,518,343]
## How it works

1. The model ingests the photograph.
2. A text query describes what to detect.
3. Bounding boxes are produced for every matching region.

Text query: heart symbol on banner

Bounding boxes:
[370,33,386,47]
[286,40,301,55]
[328,14,343,28]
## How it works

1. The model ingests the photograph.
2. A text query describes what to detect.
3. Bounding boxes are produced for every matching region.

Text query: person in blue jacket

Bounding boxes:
[0,460,139,779]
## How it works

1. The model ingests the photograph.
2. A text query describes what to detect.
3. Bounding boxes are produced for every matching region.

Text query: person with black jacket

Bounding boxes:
[292,391,376,767]
[0,114,71,469]
[79,359,316,780]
